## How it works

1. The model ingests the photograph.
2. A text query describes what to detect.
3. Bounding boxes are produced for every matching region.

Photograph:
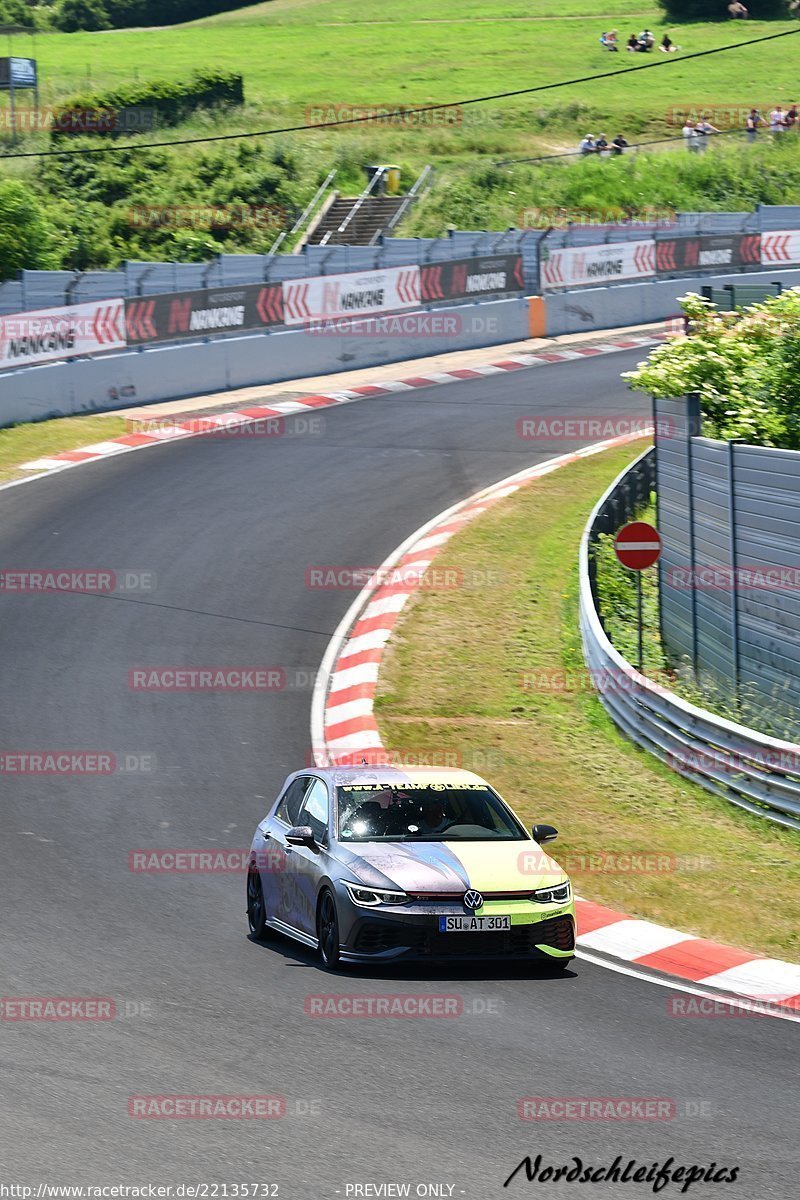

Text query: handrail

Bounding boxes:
[319,166,387,247]
[269,170,337,257]
[369,164,433,246]
[579,447,800,832]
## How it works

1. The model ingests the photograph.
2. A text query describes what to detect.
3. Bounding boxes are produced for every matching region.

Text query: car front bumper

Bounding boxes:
[336,897,576,963]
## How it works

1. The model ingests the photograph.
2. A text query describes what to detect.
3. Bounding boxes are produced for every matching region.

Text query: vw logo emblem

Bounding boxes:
[463,889,483,911]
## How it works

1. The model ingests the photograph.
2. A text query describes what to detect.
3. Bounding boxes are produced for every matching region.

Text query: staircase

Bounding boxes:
[305,196,407,246]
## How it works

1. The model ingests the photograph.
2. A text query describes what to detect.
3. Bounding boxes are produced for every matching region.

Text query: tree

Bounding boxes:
[657,0,792,18]
[54,0,112,32]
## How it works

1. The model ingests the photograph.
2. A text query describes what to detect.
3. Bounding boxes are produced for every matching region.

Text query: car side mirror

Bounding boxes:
[286,825,316,848]
[532,823,558,845]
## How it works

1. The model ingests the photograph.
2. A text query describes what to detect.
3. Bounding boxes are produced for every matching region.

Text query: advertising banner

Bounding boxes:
[125,283,284,345]
[282,266,420,327]
[0,299,125,371]
[761,231,800,266]
[656,234,761,274]
[420,255,524,303]
[540,241,656,290]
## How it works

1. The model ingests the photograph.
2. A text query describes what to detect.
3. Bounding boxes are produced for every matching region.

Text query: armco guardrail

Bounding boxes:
[580,447,800,832]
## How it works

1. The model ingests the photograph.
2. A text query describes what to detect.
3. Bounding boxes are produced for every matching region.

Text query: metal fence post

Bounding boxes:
[686,393,702,680]
[727,438,744,706]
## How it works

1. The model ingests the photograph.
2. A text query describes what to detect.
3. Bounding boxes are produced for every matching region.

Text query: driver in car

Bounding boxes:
[419,798,451,835]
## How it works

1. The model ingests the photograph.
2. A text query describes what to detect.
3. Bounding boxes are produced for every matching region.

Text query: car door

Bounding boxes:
[260,774,313,933]
[289,776,333,939]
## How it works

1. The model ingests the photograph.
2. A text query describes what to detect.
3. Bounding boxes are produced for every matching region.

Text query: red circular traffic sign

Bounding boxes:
[614,521,662,570]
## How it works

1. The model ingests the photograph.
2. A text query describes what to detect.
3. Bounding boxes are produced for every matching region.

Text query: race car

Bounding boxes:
[246,765,575,969]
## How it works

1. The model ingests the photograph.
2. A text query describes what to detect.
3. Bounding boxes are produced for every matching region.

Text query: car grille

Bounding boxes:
[352,916,575,958]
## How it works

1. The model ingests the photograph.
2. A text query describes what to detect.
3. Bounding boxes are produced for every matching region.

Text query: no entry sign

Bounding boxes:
[614,522,662,571]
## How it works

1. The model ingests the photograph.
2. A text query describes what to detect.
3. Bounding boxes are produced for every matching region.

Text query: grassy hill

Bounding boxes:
[1,0,799,270]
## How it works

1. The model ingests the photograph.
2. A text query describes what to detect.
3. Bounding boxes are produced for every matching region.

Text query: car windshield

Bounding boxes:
[336,783,526,842]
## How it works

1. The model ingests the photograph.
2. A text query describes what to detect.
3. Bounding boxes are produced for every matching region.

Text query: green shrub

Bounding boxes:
[51,70,244,137]
[0,180,60,278]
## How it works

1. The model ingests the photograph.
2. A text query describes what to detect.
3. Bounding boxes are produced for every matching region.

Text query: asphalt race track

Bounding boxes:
[0,351,796,1198]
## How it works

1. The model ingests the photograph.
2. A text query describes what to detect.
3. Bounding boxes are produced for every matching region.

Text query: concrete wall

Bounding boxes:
[544,267,800,336]
[0,298,530,427]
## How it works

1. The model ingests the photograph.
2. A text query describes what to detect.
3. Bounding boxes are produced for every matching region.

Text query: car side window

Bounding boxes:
[275,777,311,827]
[298,777,330,843]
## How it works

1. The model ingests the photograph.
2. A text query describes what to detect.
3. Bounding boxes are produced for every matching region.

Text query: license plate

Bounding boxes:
[439,915,511,933]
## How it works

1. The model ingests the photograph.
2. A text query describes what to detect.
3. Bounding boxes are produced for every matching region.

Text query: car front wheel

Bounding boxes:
[317,889,342,970]
[246,863,268,940]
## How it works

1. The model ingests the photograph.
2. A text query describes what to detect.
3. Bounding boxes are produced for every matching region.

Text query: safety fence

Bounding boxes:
[0,254,525,373]
[655,395,800,736]
[580,447,800,832]
[4,204,800,318]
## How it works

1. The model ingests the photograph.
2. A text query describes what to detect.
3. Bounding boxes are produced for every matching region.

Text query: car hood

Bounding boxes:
[335,839,566,893]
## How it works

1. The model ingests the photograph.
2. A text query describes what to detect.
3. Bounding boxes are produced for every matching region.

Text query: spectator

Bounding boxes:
[695,116,720,152]
[600,30,619,51]
[770,104,786,133]
[785,103,799,129]
[745,108,767,143]
[595,133,609,155]
[610,133,629,155]
[626,33,638,51]
[638,29,655,51]
[579,133,598,155]
[683,118,700,151]
[728,2,748,16]
[660,33,677,53]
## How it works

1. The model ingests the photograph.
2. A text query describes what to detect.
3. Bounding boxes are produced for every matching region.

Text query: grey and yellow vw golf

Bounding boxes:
[247,766,575,969]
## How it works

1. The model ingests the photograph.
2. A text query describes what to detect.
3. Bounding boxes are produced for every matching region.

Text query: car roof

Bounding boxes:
[299,765,490,788]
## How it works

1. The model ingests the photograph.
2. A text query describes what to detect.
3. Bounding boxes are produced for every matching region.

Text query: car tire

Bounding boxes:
[246,863,268,940]
[317,889,342,970]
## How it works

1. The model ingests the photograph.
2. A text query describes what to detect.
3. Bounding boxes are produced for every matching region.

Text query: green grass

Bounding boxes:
[0,414,127,483]
[376,440,800,961]
[9,6,798,150]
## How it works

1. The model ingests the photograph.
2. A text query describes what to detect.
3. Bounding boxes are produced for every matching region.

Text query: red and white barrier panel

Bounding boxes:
[541,241,656,291]
[761,230,800,265]
[0,299,126,371]
[283,266,421,326]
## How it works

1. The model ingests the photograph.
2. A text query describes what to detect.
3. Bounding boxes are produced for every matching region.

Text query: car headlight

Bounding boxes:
[343,881,409,907]
[531,880,571,904]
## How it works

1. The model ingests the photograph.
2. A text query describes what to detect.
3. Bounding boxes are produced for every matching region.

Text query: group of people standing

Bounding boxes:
[682,104,799,151]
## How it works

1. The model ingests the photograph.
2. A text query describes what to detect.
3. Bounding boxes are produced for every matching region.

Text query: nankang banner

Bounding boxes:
[124,283,284,345]
[655,234,761,274]
[420,255,524,302]
[282,266,421,327]
[540,241,656,290]
[0,299,125,371]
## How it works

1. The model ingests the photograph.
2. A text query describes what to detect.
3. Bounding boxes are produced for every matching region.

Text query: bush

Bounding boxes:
[0,180,60,279]
[51,70,244,136]
[623,290,800,448]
